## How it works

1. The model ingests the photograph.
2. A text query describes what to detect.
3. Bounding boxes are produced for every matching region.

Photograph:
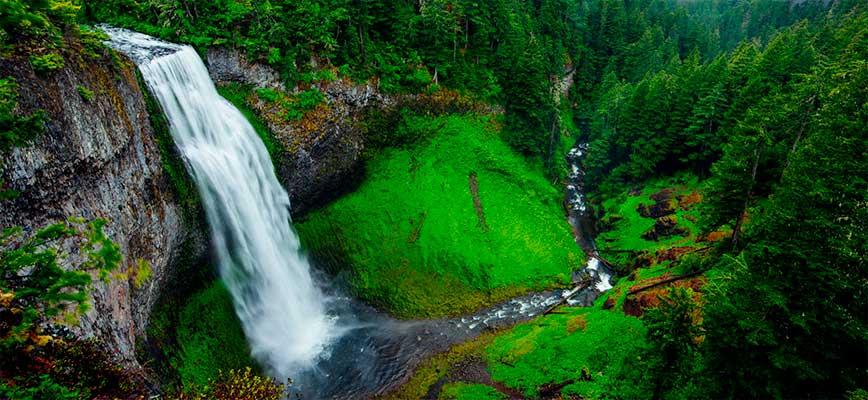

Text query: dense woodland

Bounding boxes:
[1,0,866,399]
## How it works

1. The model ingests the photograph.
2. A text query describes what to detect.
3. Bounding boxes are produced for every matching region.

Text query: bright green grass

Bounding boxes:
[216,83,282,165]
[596,174,701,258]
[296,115,583,317]
[439,383,506,400]
[174,281,253,388]
[484,308,646,399]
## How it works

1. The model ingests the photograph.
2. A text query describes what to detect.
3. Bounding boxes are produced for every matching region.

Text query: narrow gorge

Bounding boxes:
[1,1,865,400]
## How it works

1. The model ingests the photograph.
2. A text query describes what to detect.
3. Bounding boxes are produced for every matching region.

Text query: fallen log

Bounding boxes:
[543,278,592,315]
[627,270,706,295]
[596,255,620,271]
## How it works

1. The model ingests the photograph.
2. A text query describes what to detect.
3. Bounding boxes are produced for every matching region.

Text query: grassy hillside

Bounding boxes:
[385,175,712,399]
[297,115,583,318]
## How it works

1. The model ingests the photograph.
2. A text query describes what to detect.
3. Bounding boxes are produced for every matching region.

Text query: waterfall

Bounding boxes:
[102,28,335,376]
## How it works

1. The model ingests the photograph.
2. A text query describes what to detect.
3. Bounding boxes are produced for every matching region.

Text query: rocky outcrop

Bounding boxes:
[642,215,689,241]
[205,47,389,215]
[260,79,388,215]
[0,49,204,370]
[206,47,285,90]
[638,188,677,218]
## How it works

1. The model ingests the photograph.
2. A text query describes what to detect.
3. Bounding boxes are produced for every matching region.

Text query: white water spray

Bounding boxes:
[103,28,334,375]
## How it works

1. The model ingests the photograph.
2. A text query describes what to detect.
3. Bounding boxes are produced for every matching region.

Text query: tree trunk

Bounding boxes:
[732,147,760,248]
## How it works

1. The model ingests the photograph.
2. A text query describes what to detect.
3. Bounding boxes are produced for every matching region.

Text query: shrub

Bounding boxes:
[255,88,280,103]
[76,85,93,102]
[169,368,285,400]
[30,53,65,74]
[0,219,121,349]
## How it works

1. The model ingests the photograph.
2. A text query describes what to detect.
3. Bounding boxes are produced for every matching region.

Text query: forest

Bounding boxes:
[1,0,866,399]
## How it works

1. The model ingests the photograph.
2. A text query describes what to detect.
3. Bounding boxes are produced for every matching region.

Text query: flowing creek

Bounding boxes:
[103,28,612,399]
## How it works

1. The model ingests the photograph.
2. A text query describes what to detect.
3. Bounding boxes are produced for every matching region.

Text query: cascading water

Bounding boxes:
[102,28,335,376]
[102,26,613,398]
[566,143,613,294]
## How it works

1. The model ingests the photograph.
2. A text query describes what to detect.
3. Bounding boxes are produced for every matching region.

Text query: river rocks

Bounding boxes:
[0,49,204,370]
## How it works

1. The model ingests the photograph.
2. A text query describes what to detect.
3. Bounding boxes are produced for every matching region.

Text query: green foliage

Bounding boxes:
[29,53,65,74]
[439,382,505,400]
[0,220,131,398]
[0,76,46,199]
[0,219,121,349]
[0,77,44,153]
[75,85,93,102]
[0,0,80,47]
[132,258,152,289]
[701,24,868,396]
[485,309,646,399]
[596,174,701,256]
[297,115,582,317]
[172,281,254,388]
[169,368,285,400]
[639,287,703,400]
[0,374,81,400]
[77,25,109,59]
[252,86,324,122]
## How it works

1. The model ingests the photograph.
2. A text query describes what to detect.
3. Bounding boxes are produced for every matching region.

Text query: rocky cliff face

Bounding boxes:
[0,49,203,369]
[207,47,286,91]
[206,47,389,216]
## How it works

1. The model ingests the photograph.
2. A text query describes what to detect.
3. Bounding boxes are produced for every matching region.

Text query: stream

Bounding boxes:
[103,28,612,399]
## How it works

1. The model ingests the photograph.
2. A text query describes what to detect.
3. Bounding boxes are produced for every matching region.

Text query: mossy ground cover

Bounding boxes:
[388,176,711,399]
[173,281,254,388]
[595,174,702,266]
[387,272,653,399]
[146,280,255,391]
[296,114,583,318]
[439,383,506,400]
[484,302,646,398]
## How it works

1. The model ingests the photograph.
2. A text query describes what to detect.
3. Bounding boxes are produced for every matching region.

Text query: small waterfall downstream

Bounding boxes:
[566,143,613,293]
[103,28,335,376]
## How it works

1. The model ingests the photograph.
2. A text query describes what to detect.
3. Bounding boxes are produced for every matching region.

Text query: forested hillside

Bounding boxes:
[1,0,865,399]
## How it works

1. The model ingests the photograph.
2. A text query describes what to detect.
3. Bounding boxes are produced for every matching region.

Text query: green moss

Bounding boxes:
[216,84,282,167]
[253,86,324,122]
[137,70,200,219]
[297,115,583,317]
[439,383,506,400]
[596,174,702,264]
[172,281,253,388]
[485,309,646,399]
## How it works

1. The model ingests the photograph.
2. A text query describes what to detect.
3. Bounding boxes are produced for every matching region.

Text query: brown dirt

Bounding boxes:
[566,314,588,333]
[655,246,696,263]
[623,275,707,317]
[468,172,489,232]
[677,191,702,210]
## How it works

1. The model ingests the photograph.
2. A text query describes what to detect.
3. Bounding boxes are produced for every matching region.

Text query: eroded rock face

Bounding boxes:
[0,51,204,370]
[205,47,389,215]
[206,47,285,90]
[269,79,389,216]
